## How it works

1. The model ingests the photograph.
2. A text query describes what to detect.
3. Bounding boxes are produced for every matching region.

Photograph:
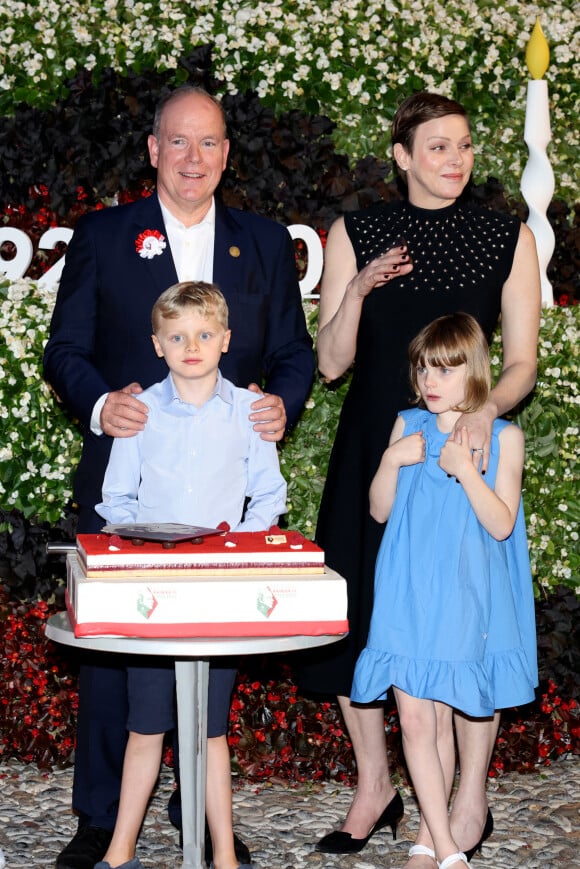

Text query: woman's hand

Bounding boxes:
[451,402,497,473]
[347,241,413,301]
[439,426,477,479]
[317,221,414,381]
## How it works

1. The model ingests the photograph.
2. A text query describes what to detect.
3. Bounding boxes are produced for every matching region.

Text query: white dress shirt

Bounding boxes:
[159,198,215,283]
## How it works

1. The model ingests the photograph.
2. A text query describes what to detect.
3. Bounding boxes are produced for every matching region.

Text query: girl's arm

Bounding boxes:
[369,417,425,523]
[439,424,525,540]
[317,218,412,380]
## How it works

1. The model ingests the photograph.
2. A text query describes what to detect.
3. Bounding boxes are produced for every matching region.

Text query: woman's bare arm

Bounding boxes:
[453,222,541,470]
[317,218,412,380]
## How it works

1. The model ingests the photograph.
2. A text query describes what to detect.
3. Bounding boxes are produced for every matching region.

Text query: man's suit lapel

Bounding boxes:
[213,199,245,293]
[129,195,243,293]
[131,193,178,291]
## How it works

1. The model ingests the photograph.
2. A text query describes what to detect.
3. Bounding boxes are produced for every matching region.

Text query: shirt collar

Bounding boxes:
[159,198,216,232]
[161,370,234,407]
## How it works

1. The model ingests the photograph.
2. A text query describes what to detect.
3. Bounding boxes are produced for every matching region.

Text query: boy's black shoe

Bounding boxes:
[56,826,113,869]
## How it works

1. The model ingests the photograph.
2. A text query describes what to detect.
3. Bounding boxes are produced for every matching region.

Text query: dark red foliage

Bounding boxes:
[0,585,577,779]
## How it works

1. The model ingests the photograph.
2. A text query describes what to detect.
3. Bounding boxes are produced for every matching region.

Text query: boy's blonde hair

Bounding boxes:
[152,281,229,332]
[408,312,491,413]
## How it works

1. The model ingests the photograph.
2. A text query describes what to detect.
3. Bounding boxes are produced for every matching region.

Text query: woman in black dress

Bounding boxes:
[302,93,540,867]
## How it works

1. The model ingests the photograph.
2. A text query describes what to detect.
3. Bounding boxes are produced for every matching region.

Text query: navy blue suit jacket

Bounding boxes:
[44,193,314,514]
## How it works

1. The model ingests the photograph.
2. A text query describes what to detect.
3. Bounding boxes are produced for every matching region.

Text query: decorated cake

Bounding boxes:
[76,526,325,577]
[66,552,348,639]
[66,525,346,638]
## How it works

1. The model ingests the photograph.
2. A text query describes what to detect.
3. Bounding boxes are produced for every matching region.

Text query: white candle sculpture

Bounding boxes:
[520,17,555,306]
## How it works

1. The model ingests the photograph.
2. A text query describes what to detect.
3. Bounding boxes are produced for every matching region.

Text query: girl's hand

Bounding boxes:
[388,431,426,468]
[347,242,413,301]
[370,428,424,522]
[451,402,496,473]
[439,427,475,479]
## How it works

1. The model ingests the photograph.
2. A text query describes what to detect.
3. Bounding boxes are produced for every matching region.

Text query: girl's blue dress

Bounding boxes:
[351,408,538,717]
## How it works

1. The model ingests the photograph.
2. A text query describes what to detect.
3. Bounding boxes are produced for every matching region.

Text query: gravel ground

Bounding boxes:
[0,756,579,868]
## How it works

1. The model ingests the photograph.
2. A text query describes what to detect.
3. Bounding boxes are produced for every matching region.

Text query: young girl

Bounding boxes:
[351,312,537,869]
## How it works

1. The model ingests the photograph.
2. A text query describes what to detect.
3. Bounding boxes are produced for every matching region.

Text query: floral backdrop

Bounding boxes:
[0,0,579,774]
[0,0,578,201]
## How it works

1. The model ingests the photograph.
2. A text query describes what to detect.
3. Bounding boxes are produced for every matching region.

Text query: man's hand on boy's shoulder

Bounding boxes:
[247,383,286,442]
[101,382,148,437]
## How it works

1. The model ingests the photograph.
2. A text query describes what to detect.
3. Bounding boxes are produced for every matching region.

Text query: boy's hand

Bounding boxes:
[247,384,286,442]
[439,426,476,479]
[101,383,148,437]
[388,431,425,467]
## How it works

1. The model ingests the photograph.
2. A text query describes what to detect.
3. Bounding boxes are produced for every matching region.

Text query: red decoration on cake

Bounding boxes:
[76,530,325,577]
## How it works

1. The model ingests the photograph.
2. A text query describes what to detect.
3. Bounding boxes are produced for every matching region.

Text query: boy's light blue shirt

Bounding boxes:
[96,371,287,531]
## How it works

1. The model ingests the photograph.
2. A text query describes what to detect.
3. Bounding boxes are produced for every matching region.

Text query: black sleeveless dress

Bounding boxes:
[299,199,521,697]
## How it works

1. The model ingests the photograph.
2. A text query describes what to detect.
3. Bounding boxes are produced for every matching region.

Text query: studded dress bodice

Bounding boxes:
[344,200,520,417]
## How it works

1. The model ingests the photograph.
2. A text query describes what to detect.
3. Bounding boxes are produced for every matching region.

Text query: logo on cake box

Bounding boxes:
[256,587,278,618]
[136,589,158,620]
[136,585,179,619]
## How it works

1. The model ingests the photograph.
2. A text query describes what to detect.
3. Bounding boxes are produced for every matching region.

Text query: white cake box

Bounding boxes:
[66,554,348,639]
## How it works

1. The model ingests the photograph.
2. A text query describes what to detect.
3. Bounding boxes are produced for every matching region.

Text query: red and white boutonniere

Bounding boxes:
[135,229,167,259]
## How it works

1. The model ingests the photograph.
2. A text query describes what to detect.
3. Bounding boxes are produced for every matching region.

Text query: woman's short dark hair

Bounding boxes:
[392,91,469,154]
[408,312,491,413]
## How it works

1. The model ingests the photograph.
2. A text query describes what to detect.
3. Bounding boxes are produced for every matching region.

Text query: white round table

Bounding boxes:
[45,611,345,869]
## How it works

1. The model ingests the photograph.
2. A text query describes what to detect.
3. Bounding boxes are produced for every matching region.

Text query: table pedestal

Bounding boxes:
[176,659,208,869]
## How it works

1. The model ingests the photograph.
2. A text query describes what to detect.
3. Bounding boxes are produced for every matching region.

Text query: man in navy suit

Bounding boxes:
[44,86,314,869]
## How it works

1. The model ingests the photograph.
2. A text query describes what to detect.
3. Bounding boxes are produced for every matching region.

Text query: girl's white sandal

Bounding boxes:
[409,844,437,860]
[438,853,468,869]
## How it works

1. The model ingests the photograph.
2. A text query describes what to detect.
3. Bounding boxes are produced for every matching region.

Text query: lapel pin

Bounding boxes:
[135,229,166,259]
[229,246,241,258]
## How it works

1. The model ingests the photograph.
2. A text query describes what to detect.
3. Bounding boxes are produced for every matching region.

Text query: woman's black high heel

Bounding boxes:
[315,790,404,854]
[463,809,494,862]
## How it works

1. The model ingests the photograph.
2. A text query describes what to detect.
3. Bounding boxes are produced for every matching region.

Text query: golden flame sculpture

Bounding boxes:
[526,17,550,80]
